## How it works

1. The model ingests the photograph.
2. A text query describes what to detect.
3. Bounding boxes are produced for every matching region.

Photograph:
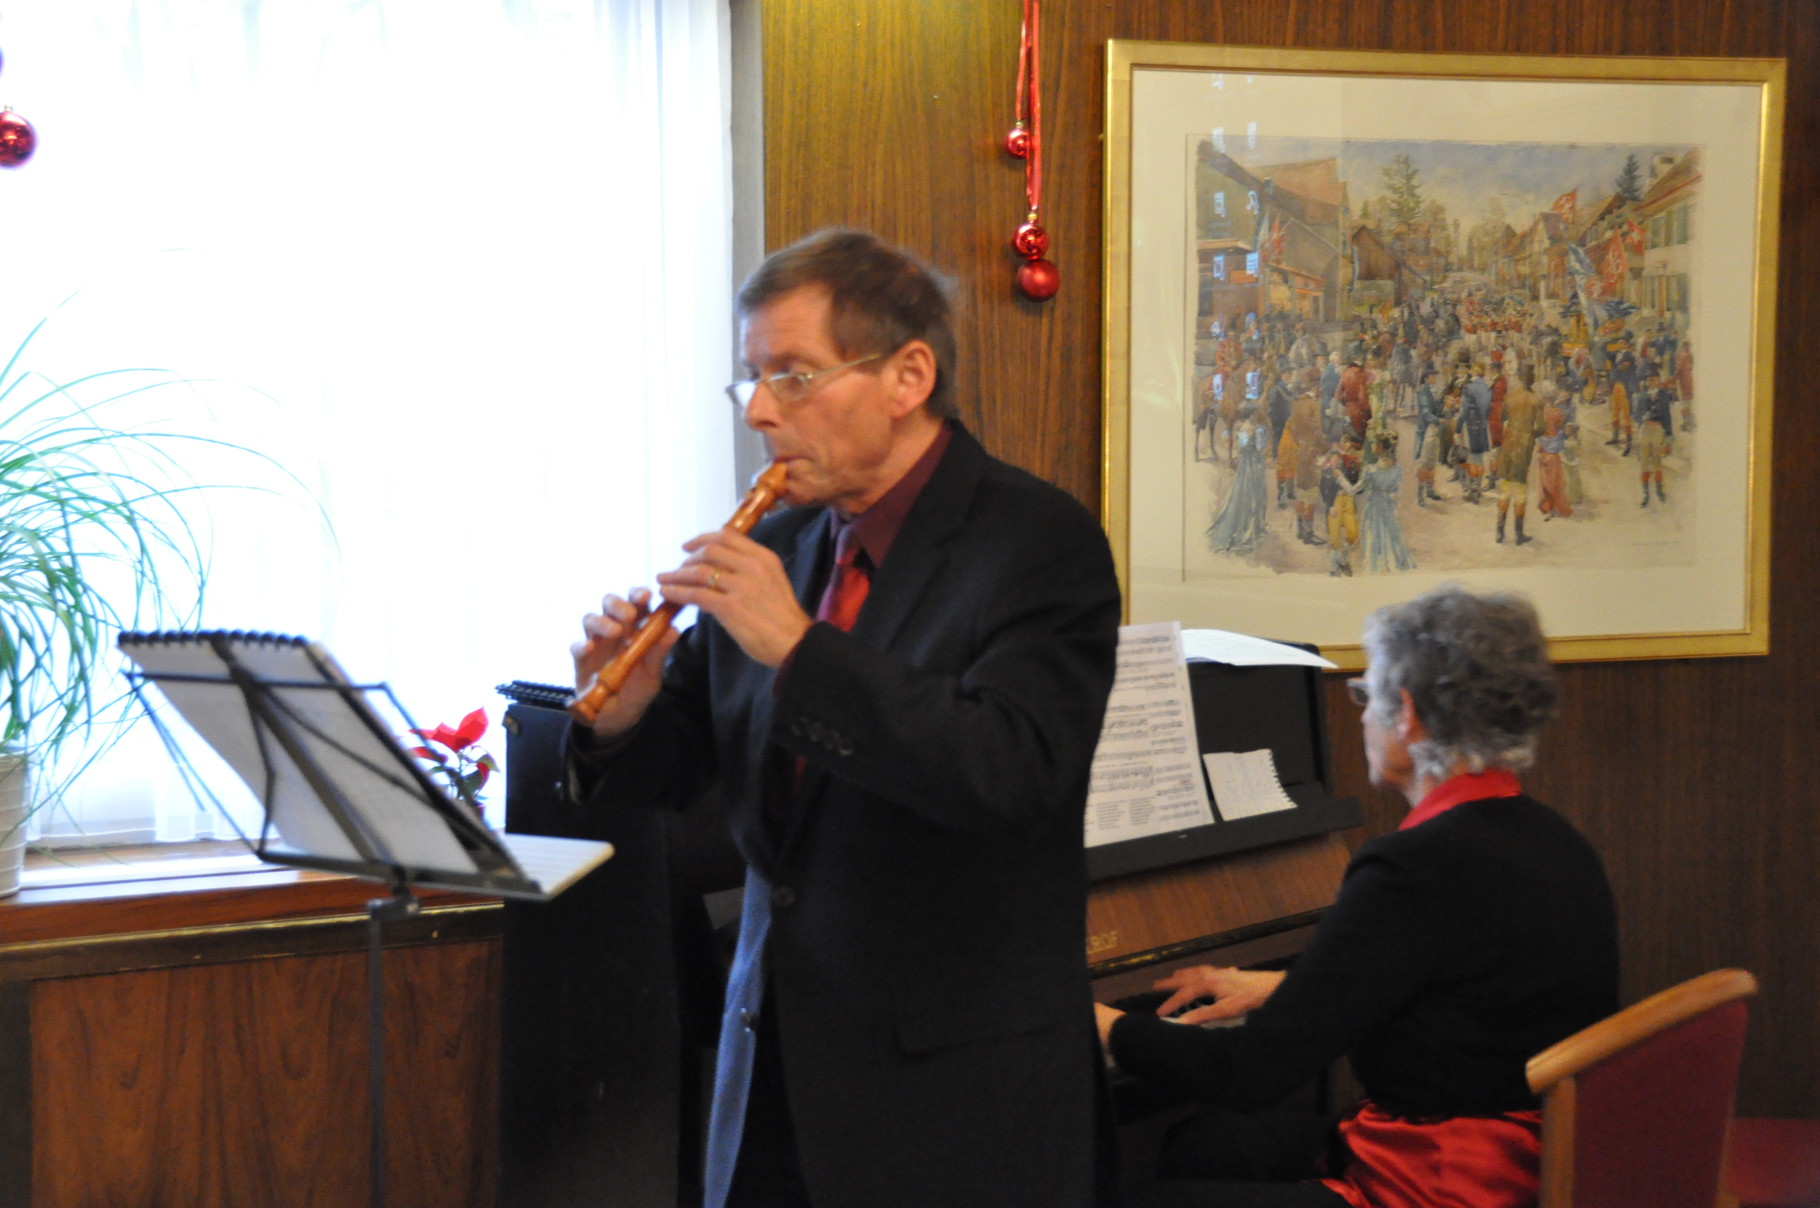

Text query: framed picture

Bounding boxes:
[1102,42,1784,667]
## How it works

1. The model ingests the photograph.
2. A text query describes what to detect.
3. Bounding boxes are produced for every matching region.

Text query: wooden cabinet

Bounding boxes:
[0,874,502,1208]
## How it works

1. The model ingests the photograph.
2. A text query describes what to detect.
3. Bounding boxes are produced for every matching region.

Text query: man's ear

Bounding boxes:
[885,340,937,418]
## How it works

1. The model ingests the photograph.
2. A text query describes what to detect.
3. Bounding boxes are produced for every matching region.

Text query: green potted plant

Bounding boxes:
[0,315,292,893]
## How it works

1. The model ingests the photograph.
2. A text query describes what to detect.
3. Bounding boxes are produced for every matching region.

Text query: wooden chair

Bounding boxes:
[1528,968,1758,1208]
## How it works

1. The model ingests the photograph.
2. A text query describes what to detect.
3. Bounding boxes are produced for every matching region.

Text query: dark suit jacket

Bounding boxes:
[573,425,1122,1207]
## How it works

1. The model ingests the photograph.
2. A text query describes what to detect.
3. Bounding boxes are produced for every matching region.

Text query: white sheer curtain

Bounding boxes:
[8,0,737,843]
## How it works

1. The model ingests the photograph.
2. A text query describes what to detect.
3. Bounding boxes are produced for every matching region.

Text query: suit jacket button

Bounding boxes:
[771,885,798,909]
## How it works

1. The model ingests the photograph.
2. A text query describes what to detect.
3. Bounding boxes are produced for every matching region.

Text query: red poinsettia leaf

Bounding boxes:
[429,723,462,748]
[452,708,488,749]
[405,746,438,761]
[476,753,500,773]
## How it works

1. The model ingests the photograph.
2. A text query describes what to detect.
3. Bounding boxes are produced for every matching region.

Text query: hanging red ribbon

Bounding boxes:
[1004,0,1056,299]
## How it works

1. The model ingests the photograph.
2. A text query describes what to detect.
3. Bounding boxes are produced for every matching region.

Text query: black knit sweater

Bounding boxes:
[1108,795,1618,1118]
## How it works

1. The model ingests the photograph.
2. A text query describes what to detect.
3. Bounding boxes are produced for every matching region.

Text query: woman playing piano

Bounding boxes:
[1095,585,1618,1208]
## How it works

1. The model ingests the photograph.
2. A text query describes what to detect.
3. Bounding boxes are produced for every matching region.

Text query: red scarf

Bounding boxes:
[1400,769,1521,831]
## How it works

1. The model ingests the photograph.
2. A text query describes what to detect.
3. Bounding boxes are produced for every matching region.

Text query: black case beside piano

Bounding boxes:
[494,682,741,1208]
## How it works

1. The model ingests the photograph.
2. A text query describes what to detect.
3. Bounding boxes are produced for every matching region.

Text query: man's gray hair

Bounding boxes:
[736,229,959,420]
[1361,585,1559,783]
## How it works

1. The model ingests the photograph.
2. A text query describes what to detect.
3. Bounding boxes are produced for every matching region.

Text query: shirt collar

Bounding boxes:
[1400,768,1522,831]
[833,422,952,571]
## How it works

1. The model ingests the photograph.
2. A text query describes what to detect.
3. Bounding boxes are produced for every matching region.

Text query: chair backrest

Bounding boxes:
[1528,968,1758,1208]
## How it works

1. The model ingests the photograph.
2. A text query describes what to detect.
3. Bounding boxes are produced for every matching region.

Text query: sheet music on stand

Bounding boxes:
[1083,622,1217,847]
[1082,621,1362,882]
[117,630,611,899]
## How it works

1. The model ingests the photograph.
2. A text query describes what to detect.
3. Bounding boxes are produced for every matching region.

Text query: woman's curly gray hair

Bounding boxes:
[1361,585,1558,783]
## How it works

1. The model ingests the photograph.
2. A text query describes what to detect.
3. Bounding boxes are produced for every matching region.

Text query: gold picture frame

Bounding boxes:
[1102,41,1783,667]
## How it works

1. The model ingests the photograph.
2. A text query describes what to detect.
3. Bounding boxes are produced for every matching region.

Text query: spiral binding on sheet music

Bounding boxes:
[119,629,311,647]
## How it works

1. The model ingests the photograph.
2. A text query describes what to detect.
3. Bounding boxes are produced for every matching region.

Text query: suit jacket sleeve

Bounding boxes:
[563,605,723,812]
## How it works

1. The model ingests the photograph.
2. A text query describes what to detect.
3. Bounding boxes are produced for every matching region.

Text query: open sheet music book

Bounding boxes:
[1081,620,1362,881]
[119,630,611,901]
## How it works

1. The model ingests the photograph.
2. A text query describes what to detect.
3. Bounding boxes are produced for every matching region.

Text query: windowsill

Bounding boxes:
[23,840,268,889]
[2,841,498,949]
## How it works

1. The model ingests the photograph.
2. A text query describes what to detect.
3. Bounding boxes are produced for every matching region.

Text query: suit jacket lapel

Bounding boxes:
[749,510,834,863]
[769,428,987,856]
[848,425,983,651]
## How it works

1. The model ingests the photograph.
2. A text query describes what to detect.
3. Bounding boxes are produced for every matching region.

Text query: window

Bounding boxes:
[12,0,738,845]
[1670,273,1691,314]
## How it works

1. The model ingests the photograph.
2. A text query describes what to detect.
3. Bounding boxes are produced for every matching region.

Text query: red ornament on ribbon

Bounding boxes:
[1012,220,1049,260]
[1004,0,1054,299]
[0,110,36,168]
[1016,258,1060,300]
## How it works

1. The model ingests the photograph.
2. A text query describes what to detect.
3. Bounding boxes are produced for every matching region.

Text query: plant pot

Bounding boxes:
[0,751,28,898]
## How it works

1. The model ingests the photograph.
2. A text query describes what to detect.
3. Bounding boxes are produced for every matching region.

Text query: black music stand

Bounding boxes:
[119,630,613,1208]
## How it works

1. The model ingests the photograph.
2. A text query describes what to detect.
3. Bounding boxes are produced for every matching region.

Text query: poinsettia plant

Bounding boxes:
[406,707,498,812]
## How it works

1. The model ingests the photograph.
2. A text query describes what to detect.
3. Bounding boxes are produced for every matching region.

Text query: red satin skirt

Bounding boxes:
[1317,1102,1542,1208]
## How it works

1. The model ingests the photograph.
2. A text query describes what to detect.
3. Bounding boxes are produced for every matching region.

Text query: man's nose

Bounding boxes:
[741,381,783,429]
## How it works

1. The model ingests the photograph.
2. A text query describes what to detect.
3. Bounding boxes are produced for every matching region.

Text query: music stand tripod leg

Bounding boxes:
[367,880,421,1208]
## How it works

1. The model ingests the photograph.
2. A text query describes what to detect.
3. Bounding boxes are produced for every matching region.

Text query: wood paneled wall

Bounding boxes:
[758,0,1820,1115]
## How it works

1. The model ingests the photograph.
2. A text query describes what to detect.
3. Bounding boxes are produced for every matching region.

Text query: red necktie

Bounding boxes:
[816,526,871,632]
[774,527,871,832]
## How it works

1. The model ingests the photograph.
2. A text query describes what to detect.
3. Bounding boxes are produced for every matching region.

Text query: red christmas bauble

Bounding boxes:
[1016,258,1060,300]
[1012,221,1049,260]
[0,110,35,168]
[1003,125,1030,158]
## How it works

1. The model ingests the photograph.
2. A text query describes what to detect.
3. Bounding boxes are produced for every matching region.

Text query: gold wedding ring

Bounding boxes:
[709,569,722,590]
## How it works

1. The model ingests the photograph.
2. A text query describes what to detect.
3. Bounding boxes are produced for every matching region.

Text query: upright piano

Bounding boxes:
[494,656,1360,1208]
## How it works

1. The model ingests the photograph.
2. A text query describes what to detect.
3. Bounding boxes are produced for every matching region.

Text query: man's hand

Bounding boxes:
[1093,1001,1124,1048]
[572,587,678,740]
[657,529,813,667]
[1153,965,1285,1026]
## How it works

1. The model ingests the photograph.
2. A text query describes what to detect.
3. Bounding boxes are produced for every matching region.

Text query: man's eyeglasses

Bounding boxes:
[1346,678,1370,708]
[725,353,887,411]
